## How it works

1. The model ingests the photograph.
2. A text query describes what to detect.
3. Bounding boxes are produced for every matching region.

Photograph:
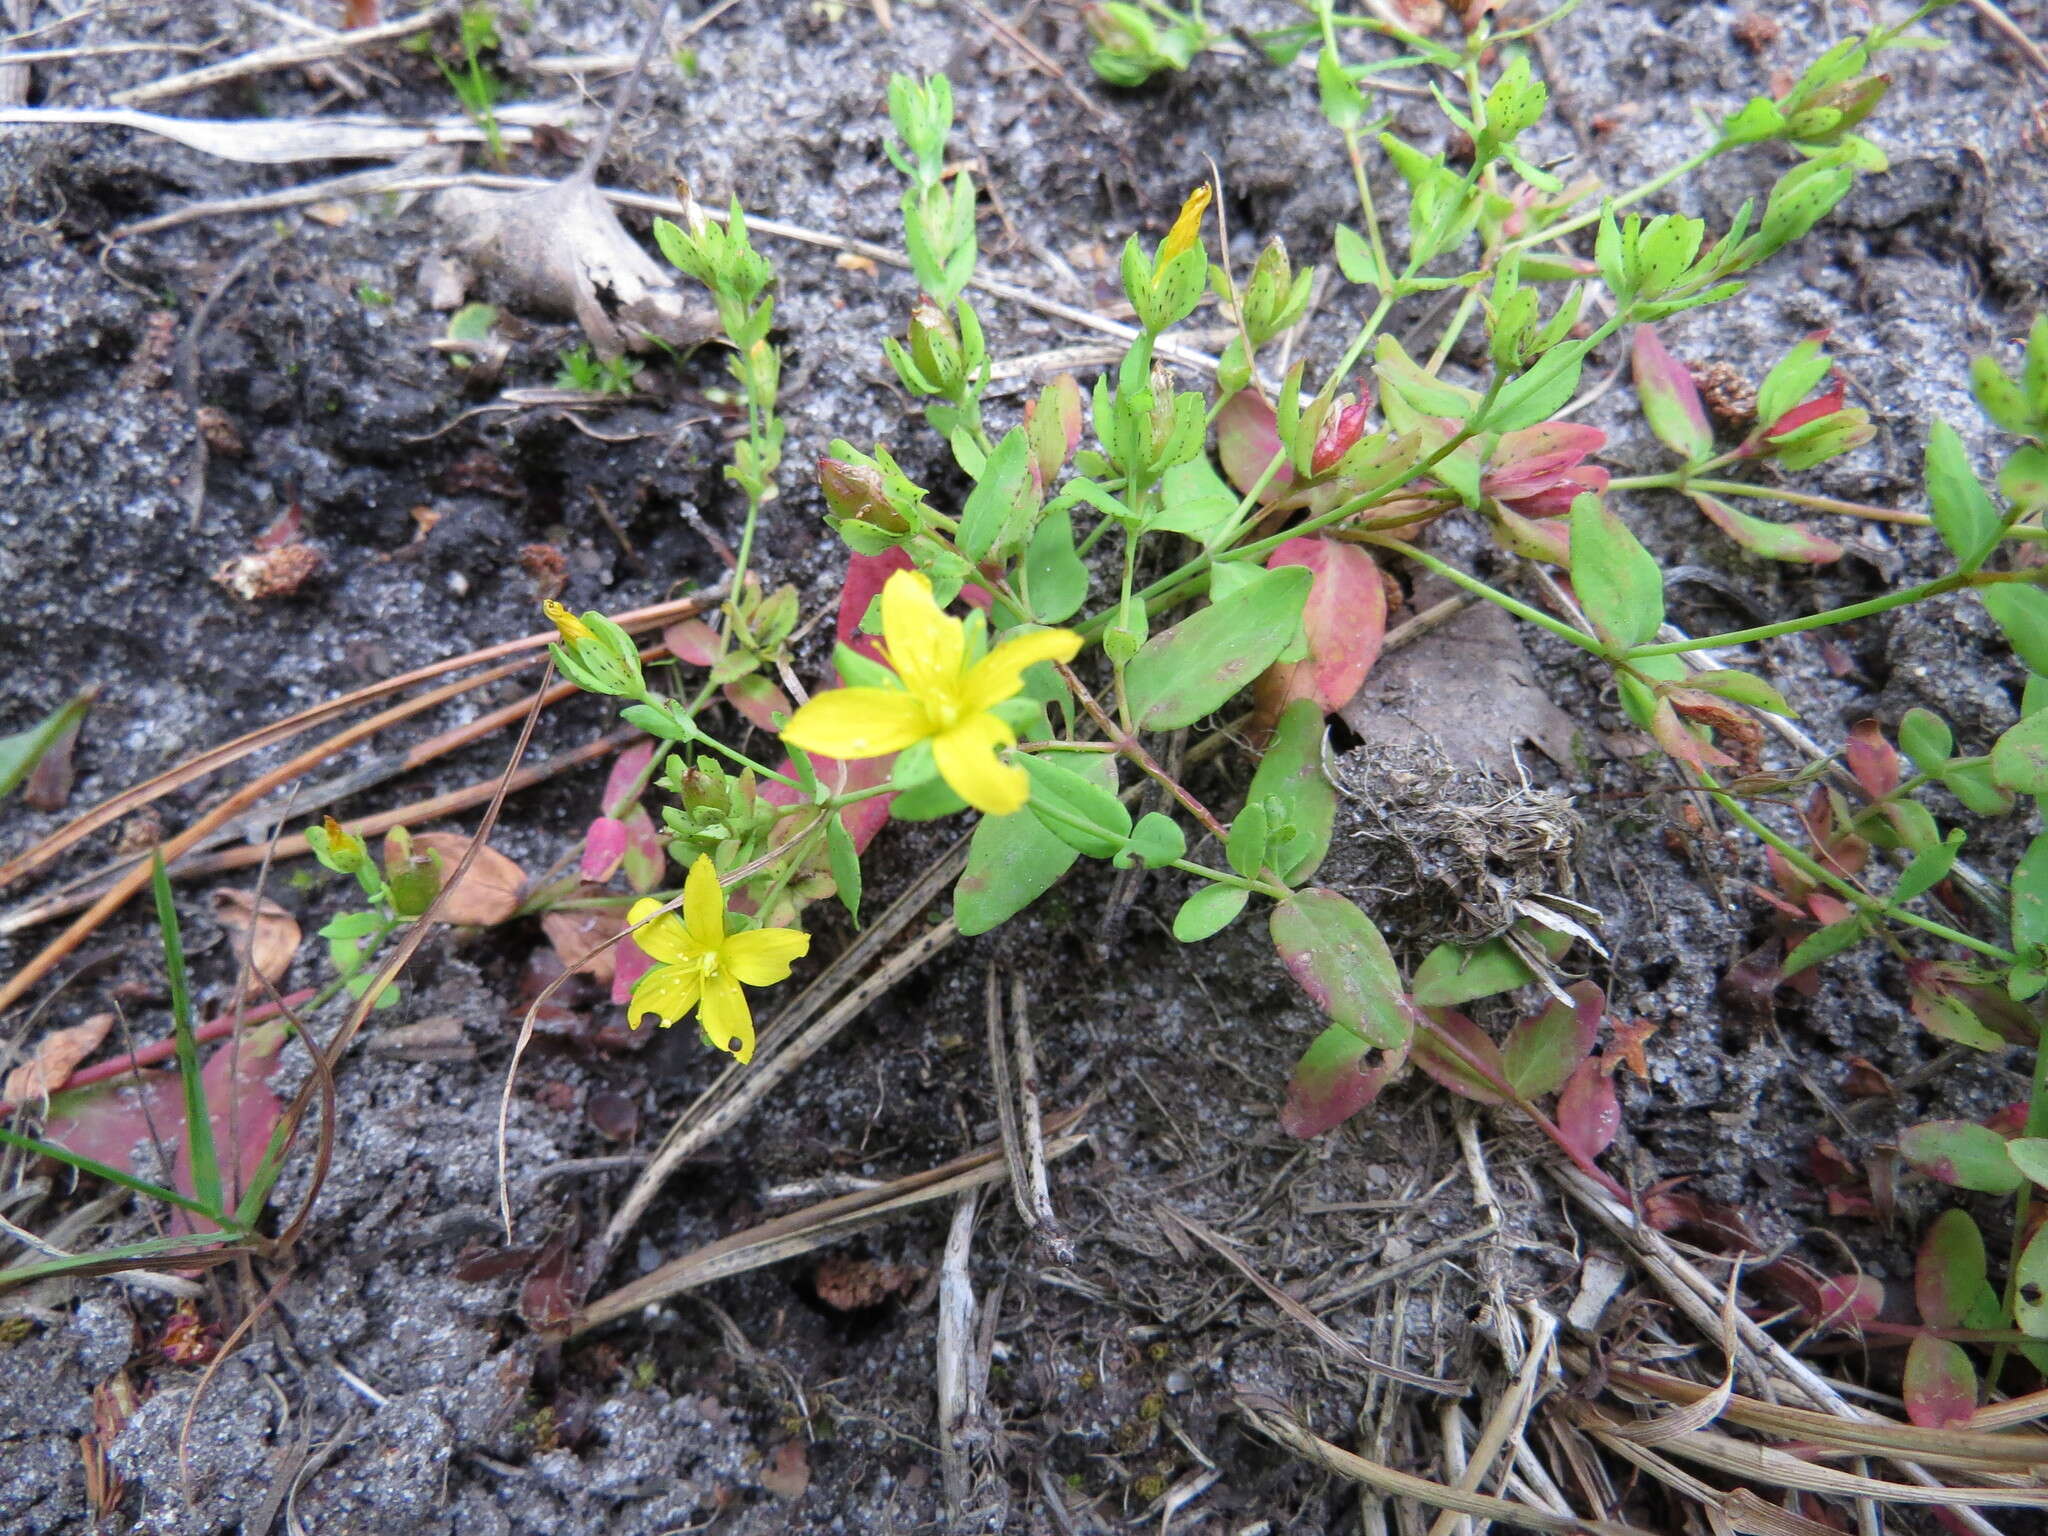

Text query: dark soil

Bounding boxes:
[4,2,2048,1533]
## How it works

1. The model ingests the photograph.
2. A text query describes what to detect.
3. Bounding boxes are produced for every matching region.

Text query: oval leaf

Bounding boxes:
[1262,538,1387,715]
[1556,1057,1620,1160]
[1904,1334,1978,1429]
[1281,1023,1409,1139]
[1269,889,1414,1052]
[1898,1120,2023,1194]
[1126,565,1314,730]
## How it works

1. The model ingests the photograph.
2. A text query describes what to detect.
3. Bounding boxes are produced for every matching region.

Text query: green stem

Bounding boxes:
[1370,538,1605,655]
[1625,570,2044,659]
[1504,144,1719,255]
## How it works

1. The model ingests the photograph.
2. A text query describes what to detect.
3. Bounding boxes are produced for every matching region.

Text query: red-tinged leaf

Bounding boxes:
[587,1090,639,1143]
[1556,1056,1619,1160]
[1764,845,1816,904]
[1917,1208,2000,1329]
[1269,889,1415,1051]
[1898,1120,2024,1194]
[1262,537,1386,714]
[723,674,792,733]
[1650,697,1738,772]
[1826,1187,1878,1219]
[1497,464,1609,519]
[1910,984,2004,1051]
[1631,325,1714,463]
[1691,491,1844,564]
[1810,1273,1883,1332]
[1215,390,1291,500]
[23,692,87,812]
[619,806,665,894]
[664,617,722,667]
[581,816,628,882]
[541,906,628,988]
[1646,1187,1763,1253]
[1281,1023,1410,1138]
[761,747,894,855]
[1986,1101,2032,1138]
[1808,1135,1858,1187]
[1904,1334,1978,1429]
[837,549,916,661]
[1411,1008,1510,1104]
[600,742,656,813]
[1482,421,1606,498]
[1806,892,1854,926]
[1845,719,1900,799]
[1501,982,1602,1100]
[1764,376,1848,440]
[517,1228,582,1333]
[610,937,653,1007]
[1489,502,1573,564]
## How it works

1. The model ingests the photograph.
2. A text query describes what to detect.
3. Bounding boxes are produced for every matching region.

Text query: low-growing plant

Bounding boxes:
[555,344,639,394]
[544,0,2048,1383]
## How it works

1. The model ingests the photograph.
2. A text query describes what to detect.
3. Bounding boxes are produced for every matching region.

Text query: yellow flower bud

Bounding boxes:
[544,599,593,645]
[1156,184,1212,274]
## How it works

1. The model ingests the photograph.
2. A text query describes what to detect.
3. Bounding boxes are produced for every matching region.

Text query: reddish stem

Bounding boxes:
[0,988,315,1117]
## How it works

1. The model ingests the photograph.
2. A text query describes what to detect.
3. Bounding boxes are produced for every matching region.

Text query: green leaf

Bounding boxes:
[2017,1220,2048,1337]
[1903,1334,1979,1430]
[1269,889,1414,1051]
[1173,883,1250,942]
[1119,812,1186,870]
[1981,585,2048,676]
[1315,46,1365,131]
[890,776,970,821]
[1021,505,1089,623]
[2001,445,2048,514]
[957,427,1035,562]
[2012,832,2048,954]
[2007,1137,2048,1189]
[1898,1120,2023,1194]
[1245,699,1337,884]
[1333,223,1384,289]
[1992,713,2048,795]
[1755,337,1831,428]
[1022,754,1131,859]
[825,813,861,924]
[152,854,222,1217]
[1152,457,1240,539]
[1895,830,1964,905]
[1501,986,1600,1100]
[1486,341,1587,433]
[1412,938,1534,1008]
[1970,354,2037,435]
[954,753,1118,935]
[0,1125,217,1224]
[1570,494,1664,649]
[1924,420,2000,570]
[1124,565,1313,730]
[1781,915,1867,978]
[1916,1208,2002,1329]
[1226,800,1268,880]
[1942,757,2015,816]
[1680,669,1795,716]
[1899,707,1954,773]
[1690,492,1843,564]
[0,689,92,800]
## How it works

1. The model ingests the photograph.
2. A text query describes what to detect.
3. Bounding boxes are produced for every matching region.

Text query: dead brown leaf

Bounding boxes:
[3,1012,113,1104]
[541,905,627,986]
[758,1440,810,1500]
[411,832,528,926]
[210,888,302,995]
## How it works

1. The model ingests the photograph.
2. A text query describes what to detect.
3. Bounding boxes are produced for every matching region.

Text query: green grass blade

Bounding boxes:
[0,1124,226,1224]
[0,1231,241,1291]
[232,1115,297,1229]
[152,852,222,1215]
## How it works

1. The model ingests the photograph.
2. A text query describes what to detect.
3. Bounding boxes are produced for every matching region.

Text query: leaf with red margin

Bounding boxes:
[1411,1008,1509,1104]
[1555,1056,1619,1160]
[1915,1208,2002,1329]
[723,674,793,733]
[1904,1334,1978,1429]
[664,618,722,667]
[1269,889,1415,1052]
[1281,1024,1410,1138]
[1809,1273,1883,1333]
[600,741,656,811]
[581,817,628,882]
[1502,983,1602,1100]
[1215,391,1291,500]
[1259,537,1387,716]
[836,549,916,661]
[1691,492,1844,564]
[1899,1120,2024,1193]
[1630,325,1713,462]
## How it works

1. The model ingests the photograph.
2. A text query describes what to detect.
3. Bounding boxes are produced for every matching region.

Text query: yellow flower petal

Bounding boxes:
[878,569,965,699]
[627,898,698,965]
[781,686,932,759]
[932,713,1028,815]
[1156,184,1212,272]
[722,925,811,987]
[628,962,702,1030]
[699,969,755,1064]
[543,599,592,644]
[959,626,1082,715]
[682,854,727,951]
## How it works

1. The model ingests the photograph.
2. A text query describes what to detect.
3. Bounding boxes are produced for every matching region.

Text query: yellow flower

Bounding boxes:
[1156,184,1212,274]
[626,855,810,1064]
[543,599,592,644]
[779,570,1080,816]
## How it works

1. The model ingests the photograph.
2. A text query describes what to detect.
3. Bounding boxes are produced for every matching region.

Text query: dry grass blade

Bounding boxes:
[1235,1394,1648,1535]
[1424,1305,1559,1536]
[595,838,970,1259]
[0,590,718,897]
[569,1120,1087,1337]
[1158,1205,1468,1394]
[0,103,578,163]
[110,2,449,106]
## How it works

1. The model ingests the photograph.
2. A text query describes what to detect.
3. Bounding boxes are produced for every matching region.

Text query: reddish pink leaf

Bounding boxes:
[599,742,655,814]
[1904,1335,1978,1429]
[1260,537,1386,715]
[1215,391,1291,500]
[664,618,722,667]
[723,674,793,733]
[1281,1023,1410,1138]
[1630,325,1713,463]
[1497,464,1609,519]
[581,816,628,882]
[1483,422,1607,498]
[837,549,916,661]
[1845,719,1901,799]
[761,745,894,855]
[619,806,666,894]
[1810,1273,1883,1332]
[610,937,654,1006]
[1764,376,1847,440]
[1555,1057,1619,1160]
[1690,492,1844,564]
[1489,504,1573,564]
[1650,697,1738,772]
[1411,1008,1510,1105]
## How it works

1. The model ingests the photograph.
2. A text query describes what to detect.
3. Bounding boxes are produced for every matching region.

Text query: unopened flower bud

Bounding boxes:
[819,457,909,534]
[1310,394,1372,474]
[908,297,964,395]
